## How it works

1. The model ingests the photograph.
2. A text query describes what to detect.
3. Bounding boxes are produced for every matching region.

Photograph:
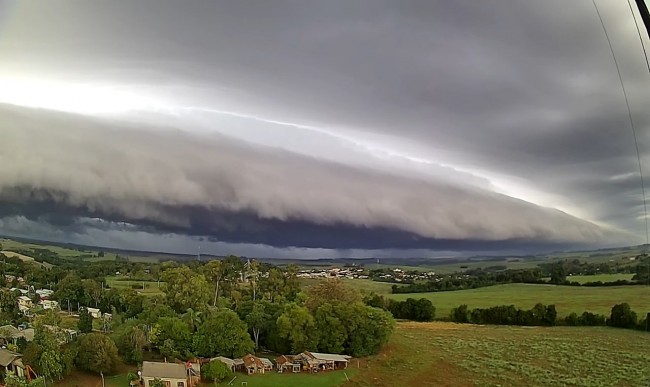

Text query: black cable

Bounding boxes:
[591,0,649,250]
[627,0,650,75]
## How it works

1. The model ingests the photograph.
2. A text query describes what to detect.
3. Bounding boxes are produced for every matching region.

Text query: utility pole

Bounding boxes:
[635,0,650,40]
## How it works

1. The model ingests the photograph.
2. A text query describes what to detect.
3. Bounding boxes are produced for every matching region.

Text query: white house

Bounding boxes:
[39,300,59,310]
[85,307,102,319]
[17,296,32,313]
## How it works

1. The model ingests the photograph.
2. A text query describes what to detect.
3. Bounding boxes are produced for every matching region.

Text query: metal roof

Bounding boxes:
[0,348,21,367]
[309,352,351,362]
[141,361,187,380]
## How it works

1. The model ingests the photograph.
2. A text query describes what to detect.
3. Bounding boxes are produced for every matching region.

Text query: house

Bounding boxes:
[0,325,34,345]
[241,354,273,375]
[141,361,195,387]
[86,307,102,319]
[211,356,243,373]
[276,355,301,373]
[294,351,351,372]
[35,289,54,300]
[0,348,26,378]
[17,296,33,313]
[39,300,59,310]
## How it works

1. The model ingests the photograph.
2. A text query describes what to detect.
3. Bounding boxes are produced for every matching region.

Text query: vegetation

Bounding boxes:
[348,322,650,386]
[201,359,232,384]
[389,283,650,317]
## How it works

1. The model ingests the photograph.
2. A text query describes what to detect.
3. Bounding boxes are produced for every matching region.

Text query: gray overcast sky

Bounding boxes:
[1,0,649,258]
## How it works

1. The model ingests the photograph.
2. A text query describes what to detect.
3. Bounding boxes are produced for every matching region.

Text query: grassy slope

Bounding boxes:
[389,283,650,317]
[348,322,650,387]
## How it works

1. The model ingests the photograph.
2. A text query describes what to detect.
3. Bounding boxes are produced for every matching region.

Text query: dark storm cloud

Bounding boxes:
[0,0,648,254]
[0,105,625,251]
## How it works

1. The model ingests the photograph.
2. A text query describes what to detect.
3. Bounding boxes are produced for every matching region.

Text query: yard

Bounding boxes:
[199,370,355,387]
[388,283,650,317]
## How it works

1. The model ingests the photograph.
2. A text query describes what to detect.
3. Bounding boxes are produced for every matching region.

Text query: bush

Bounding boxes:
[607,303,637,329]
[387,298,435,321]
[202,360,232,383]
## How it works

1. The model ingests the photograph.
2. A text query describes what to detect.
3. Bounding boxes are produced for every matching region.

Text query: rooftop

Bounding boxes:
[141,361,187,380]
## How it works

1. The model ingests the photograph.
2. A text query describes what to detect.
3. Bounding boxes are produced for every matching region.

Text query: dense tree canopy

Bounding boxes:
[161,267,211,313]
[76,333,120,374]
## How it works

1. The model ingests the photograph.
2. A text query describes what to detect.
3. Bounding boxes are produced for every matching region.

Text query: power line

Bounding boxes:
[627,0,650,75]
[591,0,649,249]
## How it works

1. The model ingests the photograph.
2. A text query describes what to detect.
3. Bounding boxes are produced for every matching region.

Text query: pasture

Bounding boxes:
[388,283,650,317]
[568,273,635,283]
[349,321,650,386]
[105,275,165,296]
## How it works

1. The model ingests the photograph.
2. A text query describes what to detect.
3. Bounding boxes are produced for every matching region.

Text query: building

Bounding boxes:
[140,361,195,387]
[294,351,351,372]
[39,300,59,310]
[0,325,34,345]
[85,307,102,319]
[276,355,301,373]
[241,354,273,375]
[211,356,243,373]
[0,348,26,379]
[17,296,33,313]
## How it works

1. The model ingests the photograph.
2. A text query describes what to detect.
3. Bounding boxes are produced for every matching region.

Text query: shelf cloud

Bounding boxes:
[0,0,648,256]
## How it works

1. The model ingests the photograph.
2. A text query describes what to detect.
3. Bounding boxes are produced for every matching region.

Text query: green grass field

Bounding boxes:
[198,370,355,387]
[389,283,650,317]
[105,275,165,295]
[568,273,635,283]
[348,322,650,386]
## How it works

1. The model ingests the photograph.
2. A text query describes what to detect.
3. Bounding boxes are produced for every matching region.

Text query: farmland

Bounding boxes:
[388,283,650,317]
[53,323,650,387]
[349,321,650,386]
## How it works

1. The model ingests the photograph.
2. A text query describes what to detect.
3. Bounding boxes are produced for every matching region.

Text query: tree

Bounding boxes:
[193,309,253,358]
[549,261,567,284]
[39,350,63,385]
[53,273,84,309]
[204,260,225,306]
[451,304,469,323]
[607,303,637,329]
[201,360,232,385]
[78,308,93,333]
[314,303,347,354]
[246,302,269,350]
[345,305,395,357]
[277,304,318,353]
[161,267,210,313]
[153,317,193,359]
[76,333,120,375]
[305,279,362,312]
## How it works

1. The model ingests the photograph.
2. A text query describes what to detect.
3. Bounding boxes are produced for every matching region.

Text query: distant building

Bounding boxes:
[17,296,33,313]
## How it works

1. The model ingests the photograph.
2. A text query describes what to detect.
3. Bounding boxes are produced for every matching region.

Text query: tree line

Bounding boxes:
[448,302,649,331]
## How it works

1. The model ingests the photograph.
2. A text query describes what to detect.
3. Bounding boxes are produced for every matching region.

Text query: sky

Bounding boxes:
[1,0,649,258]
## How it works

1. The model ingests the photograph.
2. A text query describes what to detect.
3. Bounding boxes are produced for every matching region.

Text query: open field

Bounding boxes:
[349,322,650,386]
[0,250,54,268]
[389,283,650,317]
[568,273,635,283]
[105,275,165,295]
[1,238,167,263]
